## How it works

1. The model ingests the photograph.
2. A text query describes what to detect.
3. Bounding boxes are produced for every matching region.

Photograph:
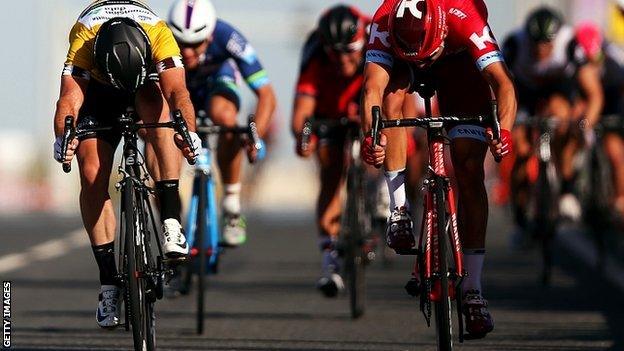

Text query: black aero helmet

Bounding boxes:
[525,7,564,43]
[94,17,152,92]
[318,5,366,52]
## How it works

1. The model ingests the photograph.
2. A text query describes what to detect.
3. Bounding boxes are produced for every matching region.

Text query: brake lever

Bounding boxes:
[490,101,502,163]
[372,106,382,169]
[173,110,196,165]
[61,116,75,173]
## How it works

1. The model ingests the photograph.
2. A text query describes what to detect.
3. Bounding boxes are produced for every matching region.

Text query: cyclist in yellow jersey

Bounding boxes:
[53,0,200,329]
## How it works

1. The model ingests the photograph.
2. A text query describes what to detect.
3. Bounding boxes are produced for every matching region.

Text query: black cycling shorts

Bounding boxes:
[76,80,138,148]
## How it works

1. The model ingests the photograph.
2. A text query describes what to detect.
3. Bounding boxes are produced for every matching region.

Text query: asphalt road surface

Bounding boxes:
[0,209,622,351]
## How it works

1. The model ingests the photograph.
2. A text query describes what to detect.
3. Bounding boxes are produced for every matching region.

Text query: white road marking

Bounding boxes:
[0,228,89,274]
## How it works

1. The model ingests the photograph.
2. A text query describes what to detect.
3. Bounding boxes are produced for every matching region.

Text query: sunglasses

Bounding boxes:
[324,39,365,55]
[178,40,205,50]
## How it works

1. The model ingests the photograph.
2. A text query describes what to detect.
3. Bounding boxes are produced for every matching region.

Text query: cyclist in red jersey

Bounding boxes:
[361,0,516,338]
[291,5,371,297]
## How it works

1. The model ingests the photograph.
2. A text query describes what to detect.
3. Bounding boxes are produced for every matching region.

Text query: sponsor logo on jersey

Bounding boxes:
[449,125,487,142]
[369,23,391,48]
[476,51,504,71]
[449,8,467,20]
[366,50,394,67]
[79,4,160,28]
[226,32,257,65]
[470,26,497,51]
[396,0,425,19]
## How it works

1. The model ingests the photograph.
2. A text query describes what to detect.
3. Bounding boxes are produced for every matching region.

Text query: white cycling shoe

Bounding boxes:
[96,285,121,329]
[222,213,247,247]
[162,219,189,258]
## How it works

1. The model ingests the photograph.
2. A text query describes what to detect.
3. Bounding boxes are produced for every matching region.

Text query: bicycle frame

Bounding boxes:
[420,126,463,302]
[185,141,220,271]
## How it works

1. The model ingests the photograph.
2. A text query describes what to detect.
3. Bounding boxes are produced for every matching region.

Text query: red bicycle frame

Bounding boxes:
[418,130,463,303]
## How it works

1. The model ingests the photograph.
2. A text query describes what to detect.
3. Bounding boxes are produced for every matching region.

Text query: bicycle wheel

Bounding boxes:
[433,186,453,351]
[345,168,366,319]
[534,160,558,286]
[196,173,207,335]
[124,181,155,351]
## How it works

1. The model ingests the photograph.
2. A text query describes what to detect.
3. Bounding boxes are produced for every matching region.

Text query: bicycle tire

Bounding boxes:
[345,167,366,319]
[535,160,558,286]
[124,181,155,351]
[196,173,207,335]
[433,186,453,351]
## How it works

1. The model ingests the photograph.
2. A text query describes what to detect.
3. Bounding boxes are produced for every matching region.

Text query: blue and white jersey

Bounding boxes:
[186,19,270,98]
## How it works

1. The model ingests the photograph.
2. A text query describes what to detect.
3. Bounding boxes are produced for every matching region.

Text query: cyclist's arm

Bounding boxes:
[481,62,517,131]
[251,84,276,138]
[159,67,197,132]
[292,95,316,136]
[54,75,88,136]
[577,64,604,128]
[361,61,391,134]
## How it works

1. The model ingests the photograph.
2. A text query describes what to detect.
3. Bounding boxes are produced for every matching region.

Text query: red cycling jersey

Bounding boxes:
[367,0,505,121]
[296,55,363,119]
[366,0,503,72]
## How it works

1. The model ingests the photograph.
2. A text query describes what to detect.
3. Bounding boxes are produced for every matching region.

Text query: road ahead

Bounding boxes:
[0,209,622,351]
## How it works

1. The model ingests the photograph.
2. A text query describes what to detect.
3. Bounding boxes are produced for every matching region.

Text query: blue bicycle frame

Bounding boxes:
[185,142,220,273]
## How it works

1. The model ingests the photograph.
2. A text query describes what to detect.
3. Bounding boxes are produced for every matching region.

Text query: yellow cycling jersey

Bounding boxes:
[63,0,182,82]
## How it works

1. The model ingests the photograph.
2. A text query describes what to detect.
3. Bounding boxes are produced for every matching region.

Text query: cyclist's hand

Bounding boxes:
[174,132,202,163]
[53,136,79,164]
[246,138,266,163]
[486,128,512,159]
[362,133,387,167]
[296,134,317,158]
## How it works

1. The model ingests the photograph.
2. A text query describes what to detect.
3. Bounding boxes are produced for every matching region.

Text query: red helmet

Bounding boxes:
[388,0,447,63]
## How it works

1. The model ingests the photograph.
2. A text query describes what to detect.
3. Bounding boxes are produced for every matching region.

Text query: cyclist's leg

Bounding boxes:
[75,80,124,328]
[209,61,247,245]
[316,140,345,240]
[77,140,116,252]
[434,52,494,336]
[382,62,415,251]
[540,93,581,218]
[603,131,624,215]
[136,80,188,256]
[315,136,346,296]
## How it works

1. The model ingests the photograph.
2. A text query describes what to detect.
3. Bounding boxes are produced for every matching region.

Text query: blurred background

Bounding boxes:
[0,0,620,216]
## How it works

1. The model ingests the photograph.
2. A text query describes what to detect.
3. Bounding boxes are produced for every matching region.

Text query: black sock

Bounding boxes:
[92,242,118,286]
[156,180,181,221]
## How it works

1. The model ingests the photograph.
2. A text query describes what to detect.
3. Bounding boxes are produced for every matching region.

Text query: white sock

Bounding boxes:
[385,168,408,210]
[222,183,242,215]
[462,249,485,294]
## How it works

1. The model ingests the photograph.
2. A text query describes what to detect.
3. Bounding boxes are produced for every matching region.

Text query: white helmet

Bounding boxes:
[168,0,217,45]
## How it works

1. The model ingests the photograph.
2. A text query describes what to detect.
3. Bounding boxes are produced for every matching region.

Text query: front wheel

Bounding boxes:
[433,189,453,351]
[124,182,155,351]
